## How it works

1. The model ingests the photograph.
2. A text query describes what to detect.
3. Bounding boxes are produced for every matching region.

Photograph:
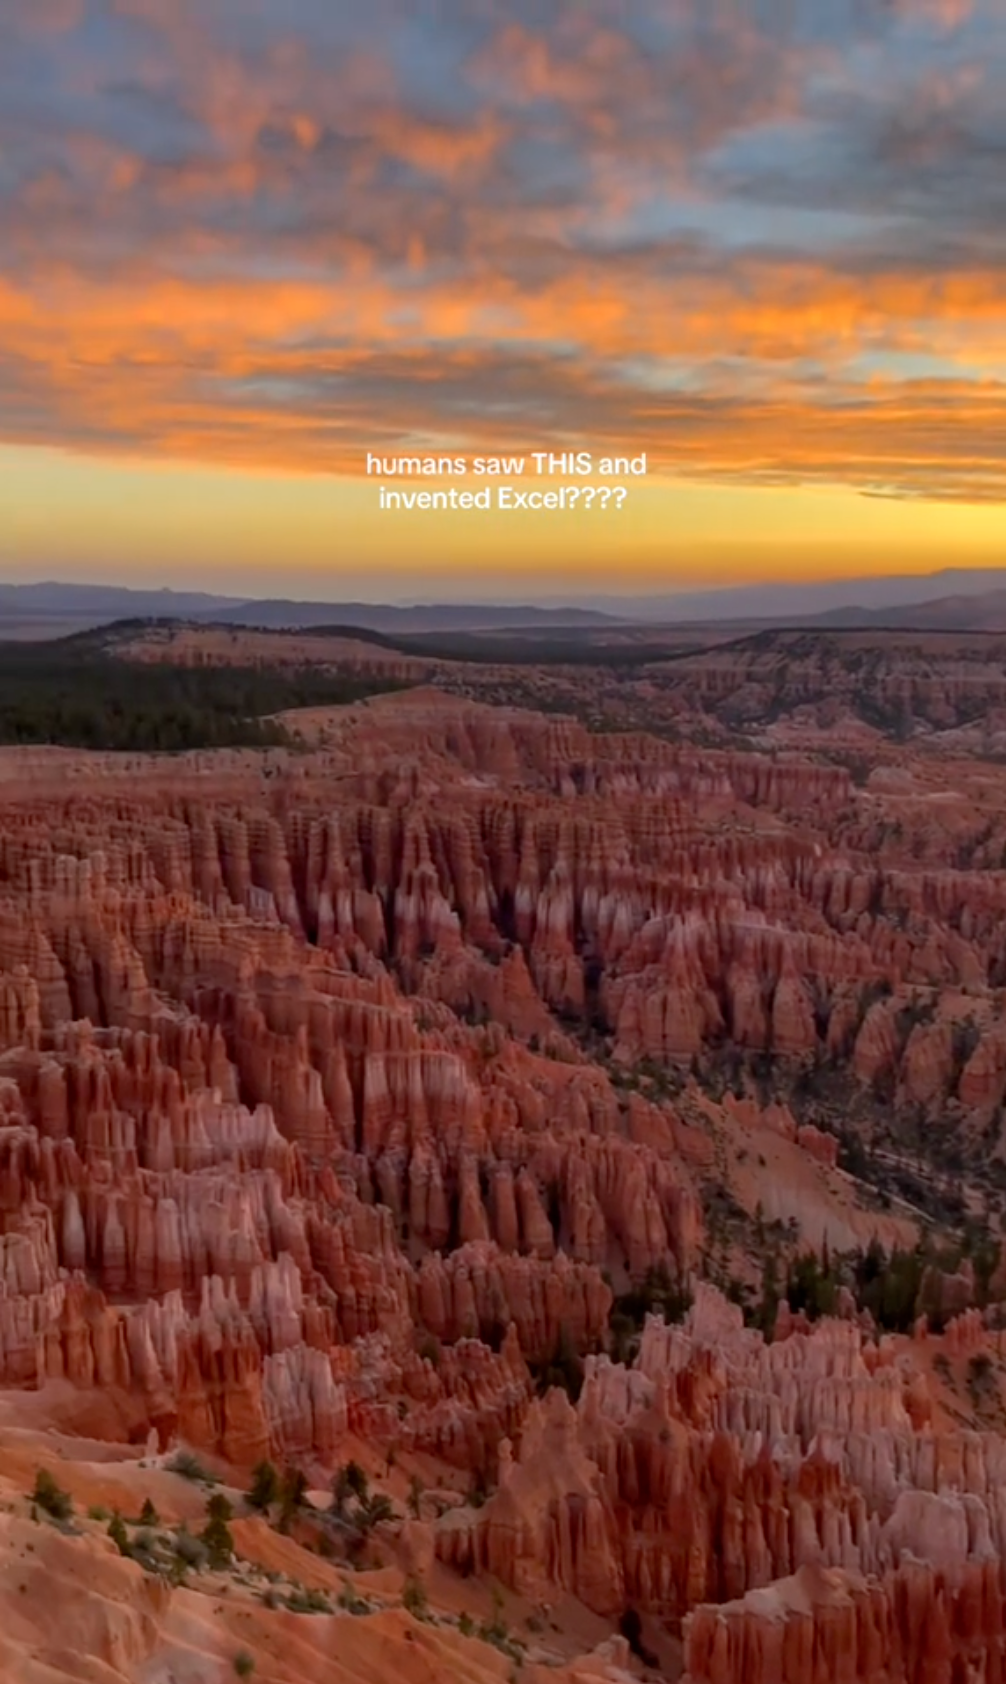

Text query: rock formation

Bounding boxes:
[438,1284,1006,1681]
[3,680,1006,1680]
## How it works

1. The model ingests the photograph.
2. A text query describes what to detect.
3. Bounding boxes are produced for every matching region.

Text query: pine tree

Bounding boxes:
[247,1461,279,1512]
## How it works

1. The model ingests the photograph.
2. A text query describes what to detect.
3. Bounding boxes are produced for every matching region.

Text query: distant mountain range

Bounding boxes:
[803,587,1006,632]
[199,599,619,632]
[4,570,1006,636]
[0,582,619,634]
[0,582,241,619]
[574,568,1006,623]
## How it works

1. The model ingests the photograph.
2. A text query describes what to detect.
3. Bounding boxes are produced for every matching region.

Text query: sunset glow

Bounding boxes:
[1,0,1004,595]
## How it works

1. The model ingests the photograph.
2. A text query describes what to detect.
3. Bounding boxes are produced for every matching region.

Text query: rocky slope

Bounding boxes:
[0,1403,634,1683]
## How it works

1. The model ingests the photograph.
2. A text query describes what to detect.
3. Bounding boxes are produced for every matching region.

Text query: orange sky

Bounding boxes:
[0,1,1003,598]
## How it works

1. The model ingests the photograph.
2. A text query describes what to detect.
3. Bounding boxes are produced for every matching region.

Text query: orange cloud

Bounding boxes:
[1,0,1004,518]
[2,255,1004,502]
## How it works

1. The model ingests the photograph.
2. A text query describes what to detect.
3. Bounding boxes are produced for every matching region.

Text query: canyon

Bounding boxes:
[3,635,1006,1681]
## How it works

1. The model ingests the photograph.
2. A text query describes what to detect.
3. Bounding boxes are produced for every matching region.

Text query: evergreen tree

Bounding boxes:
[247,1461,279,1512]
[201,1510,234,1569]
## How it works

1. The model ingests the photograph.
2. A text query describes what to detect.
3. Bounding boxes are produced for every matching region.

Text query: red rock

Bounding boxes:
[2,686,1006,1675]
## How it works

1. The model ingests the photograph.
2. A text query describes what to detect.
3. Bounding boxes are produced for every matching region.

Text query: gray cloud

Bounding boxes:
[0,0,1004,498]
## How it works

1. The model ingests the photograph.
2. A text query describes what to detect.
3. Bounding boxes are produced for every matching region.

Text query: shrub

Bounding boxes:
[479,1601,521,1661]
[478,1585,516,1654]
[346,1462,369,1500]
[173,1525,208,1568]
[168,1451,217,1485]
[108,1513,130,1556]
[337,1583,371,1615]
[233,1654,256,1679]
[285,1585,331,1614]
[357,1491,394,1530]
[31,1469,73,1522]
[331,1462,394,1535]
[88,1504,110,1522]
[139,1497,159,1526]
[402,1576,429,1620]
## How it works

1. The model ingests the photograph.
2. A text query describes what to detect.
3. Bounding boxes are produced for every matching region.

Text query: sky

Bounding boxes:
[0,0,1004,601]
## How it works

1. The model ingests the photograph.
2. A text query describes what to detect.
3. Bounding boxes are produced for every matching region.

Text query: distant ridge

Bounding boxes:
[802,588,1006,632]
[669,588,1006,637]
[200,599,620,632]
[5,572,1006,639]
[573,568,1006,622]
[0,582,244,619]
[0,582,622,635]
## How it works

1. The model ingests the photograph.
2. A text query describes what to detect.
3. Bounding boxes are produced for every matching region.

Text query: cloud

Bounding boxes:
[0,0,1004,502]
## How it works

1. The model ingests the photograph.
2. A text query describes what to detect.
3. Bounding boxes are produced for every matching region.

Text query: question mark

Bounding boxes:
[614,487,627,509]
[582,487,596,510]
[567,487,580,509]
[598,488,611,509]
